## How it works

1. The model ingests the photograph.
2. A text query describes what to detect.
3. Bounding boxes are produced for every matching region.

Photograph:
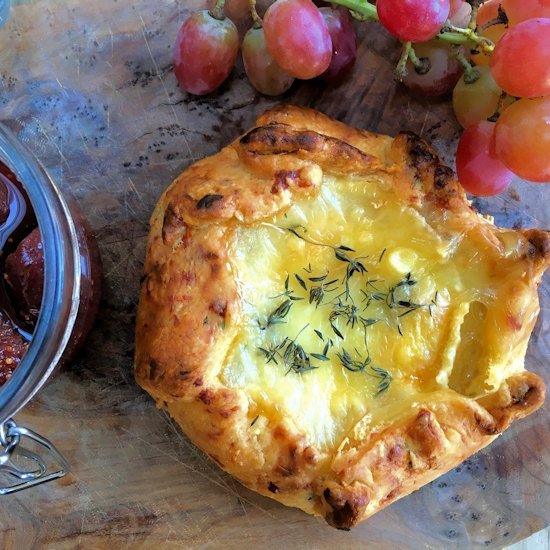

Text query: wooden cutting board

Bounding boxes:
[0,0,549,547]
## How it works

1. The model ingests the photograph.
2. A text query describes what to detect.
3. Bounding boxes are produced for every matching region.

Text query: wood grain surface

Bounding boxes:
[0,0,549,548]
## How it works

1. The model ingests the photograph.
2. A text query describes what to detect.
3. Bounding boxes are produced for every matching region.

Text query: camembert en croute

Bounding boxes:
[135,106,549,529]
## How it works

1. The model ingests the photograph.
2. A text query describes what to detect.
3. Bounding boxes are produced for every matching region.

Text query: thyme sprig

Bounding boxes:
[259,299,293,330]
[308,274,339,307]
[359,273,437,335]
[258,337,289,363]
[336,250,368,300]
[288,225,368,300]
[258,325,320,374]
[337,347,371,372]
[387,272,425,316]
[386,273,437,335]
[269,274,304,301]
[287,226,353,253]
[329,302,364,338]
[360,279,387,308]
[336,348,392,394]
[283,341,318,374]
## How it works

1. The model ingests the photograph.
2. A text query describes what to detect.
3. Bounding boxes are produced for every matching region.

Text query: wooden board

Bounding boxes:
[0,0,549,547]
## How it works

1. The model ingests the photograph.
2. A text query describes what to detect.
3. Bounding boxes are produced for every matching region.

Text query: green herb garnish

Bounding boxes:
[336,348,392,395]
[256,227,441,396]
[259,299,293,330]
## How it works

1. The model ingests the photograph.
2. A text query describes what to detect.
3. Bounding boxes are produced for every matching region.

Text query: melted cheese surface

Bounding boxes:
[220,175,526,449]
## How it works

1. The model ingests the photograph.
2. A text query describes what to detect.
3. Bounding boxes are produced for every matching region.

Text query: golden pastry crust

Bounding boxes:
[135,105,549,529]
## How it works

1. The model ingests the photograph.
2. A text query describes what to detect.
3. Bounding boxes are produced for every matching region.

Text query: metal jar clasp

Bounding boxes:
[0,419,70,494]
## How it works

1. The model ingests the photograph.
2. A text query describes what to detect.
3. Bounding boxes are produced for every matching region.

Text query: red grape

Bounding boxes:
[456,121,513,196]
[377,0,450,42]
[490,18,550,98]
[476,0,501,25]
[319,7,357,83]
[471,0,506,66]
[223,0,253,36]
[449,0,472,26]
[494,97,550,182]
[263,0,332,79]
[173,10,239,95]
[242,27,295,95]
[449,0,464,16]
[402,42,463,97]
[502,0,550,24]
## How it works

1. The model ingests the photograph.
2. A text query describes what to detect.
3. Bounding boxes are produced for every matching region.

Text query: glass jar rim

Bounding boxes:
[0,123,81,424]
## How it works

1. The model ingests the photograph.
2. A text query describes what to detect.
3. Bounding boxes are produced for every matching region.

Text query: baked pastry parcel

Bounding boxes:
[135,105,550,529]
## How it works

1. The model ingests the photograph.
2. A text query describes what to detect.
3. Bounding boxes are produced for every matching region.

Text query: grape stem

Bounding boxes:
[394,42,430,81]
[441,23,495,54]
[395,42,412,82]
[479,6,509,31]
[408,46,430,75]
[249,0,262,29]
[468,3,479,31]
[488,92,514,122]
[330,0,378,21]
[210,0,226,20]
[248,0,263,29]
[452,46,480,84]
[329,0,495,53]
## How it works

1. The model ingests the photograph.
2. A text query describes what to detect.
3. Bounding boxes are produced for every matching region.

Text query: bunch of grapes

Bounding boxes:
[173,0,357,96]
[173,0,550,196]
[452,1,550,194]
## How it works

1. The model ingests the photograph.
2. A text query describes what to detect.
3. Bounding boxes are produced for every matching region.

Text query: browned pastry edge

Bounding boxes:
[135,105,549,528]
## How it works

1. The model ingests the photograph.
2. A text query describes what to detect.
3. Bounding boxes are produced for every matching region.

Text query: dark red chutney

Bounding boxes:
[0,162,101,387]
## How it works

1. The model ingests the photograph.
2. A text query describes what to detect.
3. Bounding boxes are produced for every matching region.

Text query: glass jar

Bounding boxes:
[0,123,101,493]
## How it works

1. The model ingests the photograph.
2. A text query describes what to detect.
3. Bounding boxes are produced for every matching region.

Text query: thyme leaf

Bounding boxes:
[260,299,293,329]
[310,353,330,361]
[284,341,318,374]
[295,273,307,291]
[337,347,371,372]
[258,337,289,364]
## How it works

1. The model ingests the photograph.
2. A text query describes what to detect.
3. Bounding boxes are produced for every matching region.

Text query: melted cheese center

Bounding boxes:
[220,175,518,449]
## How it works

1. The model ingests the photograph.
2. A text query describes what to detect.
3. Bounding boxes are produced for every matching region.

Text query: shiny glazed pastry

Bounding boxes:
[135,106,550,529]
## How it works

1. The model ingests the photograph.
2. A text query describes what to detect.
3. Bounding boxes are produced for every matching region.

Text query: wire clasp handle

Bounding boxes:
[0,419,69,494]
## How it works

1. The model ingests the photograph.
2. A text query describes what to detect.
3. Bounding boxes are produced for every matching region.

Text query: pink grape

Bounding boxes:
[449,0,472,26]
[377,0,451,42]
[490,18,550,98]
[502,0,550,24]
[263,0,332,79]
[456,121,513,196]
[473,0,507,67]
[494,97,550,182]
[173,10,239,95]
